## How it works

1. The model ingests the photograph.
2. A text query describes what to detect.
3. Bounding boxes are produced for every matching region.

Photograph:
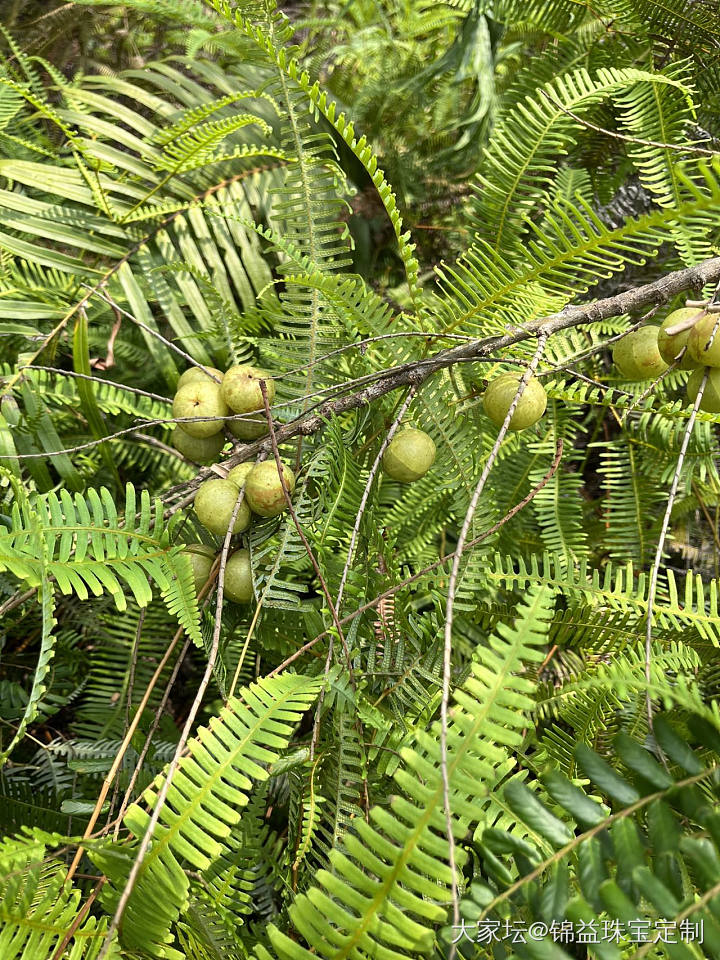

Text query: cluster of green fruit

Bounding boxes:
[171,363,294,604]
[171,362,274,464]
[613,307,720,412]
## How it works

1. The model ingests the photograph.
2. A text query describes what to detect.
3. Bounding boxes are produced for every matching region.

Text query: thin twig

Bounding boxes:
[267,439,564,678]
[97,486,248,958]
[113,636,194,841]
[310,387,417,759]
[104,608,146,832]
[3,166,285,397]
[15,366,172,405]
[50,877,106,960]
[64,571,219,883]
[0,587,36,619]
[539,88,719,156]
[259,380,353,679]
[442,336,548,956]
[645,365,709,727]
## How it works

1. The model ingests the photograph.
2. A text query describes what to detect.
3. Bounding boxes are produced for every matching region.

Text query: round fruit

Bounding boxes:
[177,365,224,389]
[226,462,254,489]
[687,313,720,367]
[482,372,547,431]
[222,365,275,414]
[382,427,436,483]
[687,367,720,413]
[173,381,229,439]
[172,425,225,464]
[194,478,252,536]
[244,461,296,518]
[657,309,703,369]
[222,549,253,603]
[228,415,268,441]
[184,543,216,592]
[612,326,668,380]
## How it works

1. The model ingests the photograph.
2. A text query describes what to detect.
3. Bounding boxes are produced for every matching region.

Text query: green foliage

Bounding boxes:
[1,0,720,958]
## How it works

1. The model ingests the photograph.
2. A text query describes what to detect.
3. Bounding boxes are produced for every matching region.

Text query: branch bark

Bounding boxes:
[175,256,720,489]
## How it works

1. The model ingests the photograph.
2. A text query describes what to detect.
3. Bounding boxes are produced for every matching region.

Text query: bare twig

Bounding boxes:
[258,380,353,679]
[442,335,548,954]
[15,366,172,405]
[539,88,719,157]
[3,165,287,398]
[310,386,417,759]
[65,569,219,883]
[8,258,720,468]
[645,366,709,726]
[50,877,106,960]
[97,486,248,958]
[266,438,563,678]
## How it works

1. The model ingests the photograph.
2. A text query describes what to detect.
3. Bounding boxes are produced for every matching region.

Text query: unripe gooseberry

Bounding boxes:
[173,381,228,439]
[172,425,225,464]
[244,460,295,518]
[177,365,224,389]
[612,326,668,380]
[183,543,216,592]
[382,427,436,483]
[194,478,252,536]
[222,549,253,603]
[226,462,254,489]
[657,309,703,369]
[228,416,268,441]
[687,313,720,367]
[482,372,547,431]
[222,365,275,414]
[687,368,720,413]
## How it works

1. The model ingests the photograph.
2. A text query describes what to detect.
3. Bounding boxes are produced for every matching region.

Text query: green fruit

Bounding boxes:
[184,543,216,592]
[222,549,253,603]
[226,463,254,489]
[222,365,275,414]
[194,478,252,536]
[687,312,720,367]
[657,309,703,369]
[177,366,224,388]
[612,326,668,380]
[244,460,296,518]
[482,372,547,431]
[228,416,268,441]
[172,425,225,464]
[382,427,436,483]
[173,381,229,438]
[687,367,720,413]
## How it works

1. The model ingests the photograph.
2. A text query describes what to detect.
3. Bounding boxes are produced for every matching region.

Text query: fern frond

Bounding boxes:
[95,674,322,959]
[256,588,552,960]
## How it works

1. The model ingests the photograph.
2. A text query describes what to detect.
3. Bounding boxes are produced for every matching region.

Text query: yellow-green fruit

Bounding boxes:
[657,309,702,369]
[482,372,547,431]
[687,368,720,413]
[228,416,268,441]
[244,461,296,518]
[222,365,275,414]
[172,426,225,464]
[613,326,668,380]
[687,313,720,367]
[382,428,436,483]
[226,463,254,489]
[173,381,228,438]
[194,478,252,536]
[177,366,224,388]
[222,549,253,603]
[184,544,216,592]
